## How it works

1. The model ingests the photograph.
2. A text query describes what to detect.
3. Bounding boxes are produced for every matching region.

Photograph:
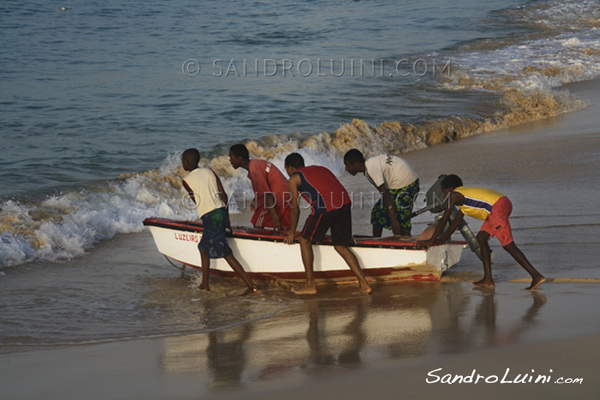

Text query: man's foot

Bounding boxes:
[241,287,260,296]
[473,278,495,288]
[291,285,317,295]
[526,276,545,291]
[359,283,373,295]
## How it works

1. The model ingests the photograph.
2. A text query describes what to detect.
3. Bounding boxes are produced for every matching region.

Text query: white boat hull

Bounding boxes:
[143,218,465,283]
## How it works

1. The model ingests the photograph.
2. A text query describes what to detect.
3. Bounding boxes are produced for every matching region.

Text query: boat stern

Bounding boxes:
[426,242,465,274]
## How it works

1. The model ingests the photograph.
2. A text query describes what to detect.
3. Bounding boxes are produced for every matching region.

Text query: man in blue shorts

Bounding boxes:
[181,148,259,295]
[283,152,372,295]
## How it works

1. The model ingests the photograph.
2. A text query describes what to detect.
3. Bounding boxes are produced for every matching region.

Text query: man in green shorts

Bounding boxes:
[344,149,419,237]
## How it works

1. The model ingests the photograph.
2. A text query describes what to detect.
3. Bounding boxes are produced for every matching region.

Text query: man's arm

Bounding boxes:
[366,159,402,234]
[264,192,282,230]
[214,174,232,230]
[420,191,464,247]
[378,184,402,235]
[182,180,196,204]
[284,175,301,244]
[437,210,464,244]
[214,174,228,206]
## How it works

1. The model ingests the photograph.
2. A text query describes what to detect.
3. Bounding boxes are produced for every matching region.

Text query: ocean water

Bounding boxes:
[2,0,600,268]
[1,0,600,349]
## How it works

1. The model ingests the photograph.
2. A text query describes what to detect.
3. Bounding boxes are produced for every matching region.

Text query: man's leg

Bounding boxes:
[503,242,545,290]
[224,254,260,295]
[199,249,210,290]
[292,236,317,294]
[473,231,494,288]
[334,245,372,294]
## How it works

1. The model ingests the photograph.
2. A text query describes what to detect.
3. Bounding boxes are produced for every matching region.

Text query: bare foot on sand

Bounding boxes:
[526,276,546,291]
[291,285,317,295]
[359,284,373,295]
[241,287,260,296]
[473,278,495,289]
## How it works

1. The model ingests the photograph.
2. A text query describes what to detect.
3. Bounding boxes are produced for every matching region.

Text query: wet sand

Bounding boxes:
[2,79,600,399]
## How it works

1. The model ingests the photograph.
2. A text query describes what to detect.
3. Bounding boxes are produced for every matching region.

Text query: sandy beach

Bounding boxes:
[2,78,600,399]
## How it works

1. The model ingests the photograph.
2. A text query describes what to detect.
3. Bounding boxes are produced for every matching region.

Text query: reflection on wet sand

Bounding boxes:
[159,282,546,391]
[303,296,369,370]
[476,290,547,347]
[206,324,252,387]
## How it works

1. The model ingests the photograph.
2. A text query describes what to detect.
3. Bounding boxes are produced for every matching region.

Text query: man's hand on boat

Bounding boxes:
[417,236,449,249]
[284,230,298,244]
[415,222,441,248]
[273,223,284,231]
[416,238,435,249]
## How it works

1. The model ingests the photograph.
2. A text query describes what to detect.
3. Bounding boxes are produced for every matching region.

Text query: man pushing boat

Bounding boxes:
[181,148,259,295]
[344,149,419,237]
[283,152,372,295]
[228,143,291,230]
[418,174,545,291]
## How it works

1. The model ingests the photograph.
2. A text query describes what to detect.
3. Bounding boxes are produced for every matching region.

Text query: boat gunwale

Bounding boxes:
[142,217,466,250]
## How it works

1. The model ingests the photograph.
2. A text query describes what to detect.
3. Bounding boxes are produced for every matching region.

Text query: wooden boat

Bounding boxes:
[143,217,466,284]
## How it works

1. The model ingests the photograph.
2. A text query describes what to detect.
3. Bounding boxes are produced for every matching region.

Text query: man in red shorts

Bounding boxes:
[419,174,545,290]
[283,153,372,295]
